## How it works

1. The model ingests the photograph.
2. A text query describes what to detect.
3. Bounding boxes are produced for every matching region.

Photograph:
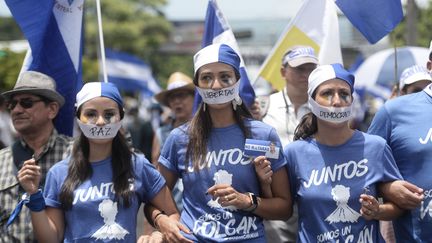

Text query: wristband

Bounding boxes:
[6,189,45,227]
[153,211,166,229]
[243,192,258,212]
[26,190,46,212]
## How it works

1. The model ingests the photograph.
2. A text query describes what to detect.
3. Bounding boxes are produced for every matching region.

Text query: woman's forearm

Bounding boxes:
[252,196,292,220]
[375,202,404,221]
[31,208,64,243]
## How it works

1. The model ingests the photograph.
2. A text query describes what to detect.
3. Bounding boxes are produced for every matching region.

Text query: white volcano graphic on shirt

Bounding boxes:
[92,199,129,240]
[325,185,361,224]
[207,169,237,211]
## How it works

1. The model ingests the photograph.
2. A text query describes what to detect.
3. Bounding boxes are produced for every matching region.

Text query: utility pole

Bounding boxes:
[405,0,418,45]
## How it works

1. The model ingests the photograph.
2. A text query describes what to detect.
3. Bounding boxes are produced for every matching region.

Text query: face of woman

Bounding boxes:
[197,62,238,109]
[314,79,352,107]
[79,97,121,143]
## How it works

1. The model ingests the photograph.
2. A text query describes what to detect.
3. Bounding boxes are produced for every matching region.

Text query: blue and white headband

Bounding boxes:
[76,82,123,109]
[193,43,241,82]
[307,63,355,97]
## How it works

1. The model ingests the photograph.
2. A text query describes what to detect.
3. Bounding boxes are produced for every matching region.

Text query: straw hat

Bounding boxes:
[154,72,194,106]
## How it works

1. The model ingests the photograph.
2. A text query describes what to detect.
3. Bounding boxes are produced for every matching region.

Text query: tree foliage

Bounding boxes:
[0,0,193,92]
[0,49,25,92]
[84,0,171,58]
[391,0,432,47]
[0,17,23,41]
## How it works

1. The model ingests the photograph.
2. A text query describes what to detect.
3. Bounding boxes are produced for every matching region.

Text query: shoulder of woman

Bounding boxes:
[131,153,155,170]
[361,132,387,146]
[49,157,71,175]
[246,118,274,130]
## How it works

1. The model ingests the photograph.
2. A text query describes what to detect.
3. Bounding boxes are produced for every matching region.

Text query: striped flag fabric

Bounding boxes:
[6,0,84,136]
[194,0,256,111]
[256,0,342,91]
[105,49,161,97]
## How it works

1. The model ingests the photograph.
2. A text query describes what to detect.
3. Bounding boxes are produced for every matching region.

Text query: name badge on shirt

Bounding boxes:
[244,139,280,159]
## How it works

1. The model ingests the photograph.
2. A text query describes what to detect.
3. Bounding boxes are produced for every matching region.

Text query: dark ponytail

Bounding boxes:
[294,112,317,141]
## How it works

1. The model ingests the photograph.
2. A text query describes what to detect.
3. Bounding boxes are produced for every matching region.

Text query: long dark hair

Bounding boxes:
[59,107,133,210]
[186,101,252,171]
[293,112,317,141]
[294,91,317,141]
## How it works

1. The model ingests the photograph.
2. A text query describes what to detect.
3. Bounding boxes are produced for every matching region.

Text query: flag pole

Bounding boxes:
[393,36,398,93]
[96,0,108,83]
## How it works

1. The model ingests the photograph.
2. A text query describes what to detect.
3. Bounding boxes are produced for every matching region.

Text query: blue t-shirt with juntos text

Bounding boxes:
[285,131,401,243]
[159,119,286,242]
[44,153,165,242]
[368,86,432,242]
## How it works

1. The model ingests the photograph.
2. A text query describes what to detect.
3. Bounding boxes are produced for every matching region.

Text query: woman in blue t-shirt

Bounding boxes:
[146,43,292,242]
[17,82,184,242]
[284,64,404,242]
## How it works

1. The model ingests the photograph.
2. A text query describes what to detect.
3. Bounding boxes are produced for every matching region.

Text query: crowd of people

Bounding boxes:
[0,40,431,243]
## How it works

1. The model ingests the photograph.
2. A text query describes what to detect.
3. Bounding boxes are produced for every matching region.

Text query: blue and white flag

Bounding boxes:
[194,0,255,111]
[105,49,161,97]
[335,0,403,44]
[6,0,84,136]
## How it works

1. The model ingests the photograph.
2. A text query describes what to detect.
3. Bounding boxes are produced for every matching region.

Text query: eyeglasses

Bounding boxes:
[7,98,44,110]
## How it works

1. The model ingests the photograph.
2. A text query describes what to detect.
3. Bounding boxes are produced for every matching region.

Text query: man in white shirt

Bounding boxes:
[262,46,318,242]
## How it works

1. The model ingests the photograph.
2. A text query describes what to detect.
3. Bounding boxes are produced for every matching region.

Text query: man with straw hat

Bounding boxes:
[141,72,195,237]
[152,72,195,164]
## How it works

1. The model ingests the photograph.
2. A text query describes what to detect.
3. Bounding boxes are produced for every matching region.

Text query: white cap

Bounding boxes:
[282,46,318,67]
[399,65,432,90]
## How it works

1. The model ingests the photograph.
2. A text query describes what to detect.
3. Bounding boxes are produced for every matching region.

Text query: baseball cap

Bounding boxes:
[282,46,318,67]
[399,65,432,90]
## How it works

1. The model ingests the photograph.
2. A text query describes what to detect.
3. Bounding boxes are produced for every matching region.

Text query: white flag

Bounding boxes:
[256,0,342,90]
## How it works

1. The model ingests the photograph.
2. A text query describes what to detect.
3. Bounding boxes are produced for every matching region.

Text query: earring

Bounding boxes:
[232,96,242,110]
[203,103,206,112]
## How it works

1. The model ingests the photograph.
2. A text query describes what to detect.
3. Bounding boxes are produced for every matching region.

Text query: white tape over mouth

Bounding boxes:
[196,81,240,105]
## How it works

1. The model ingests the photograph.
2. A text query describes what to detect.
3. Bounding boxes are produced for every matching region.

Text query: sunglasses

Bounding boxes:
[7,98,44,110]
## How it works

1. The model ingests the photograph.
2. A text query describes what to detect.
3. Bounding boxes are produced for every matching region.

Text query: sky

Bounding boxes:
[163,0,302,20]
[0,0,302,19]
[1,0,430,19]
